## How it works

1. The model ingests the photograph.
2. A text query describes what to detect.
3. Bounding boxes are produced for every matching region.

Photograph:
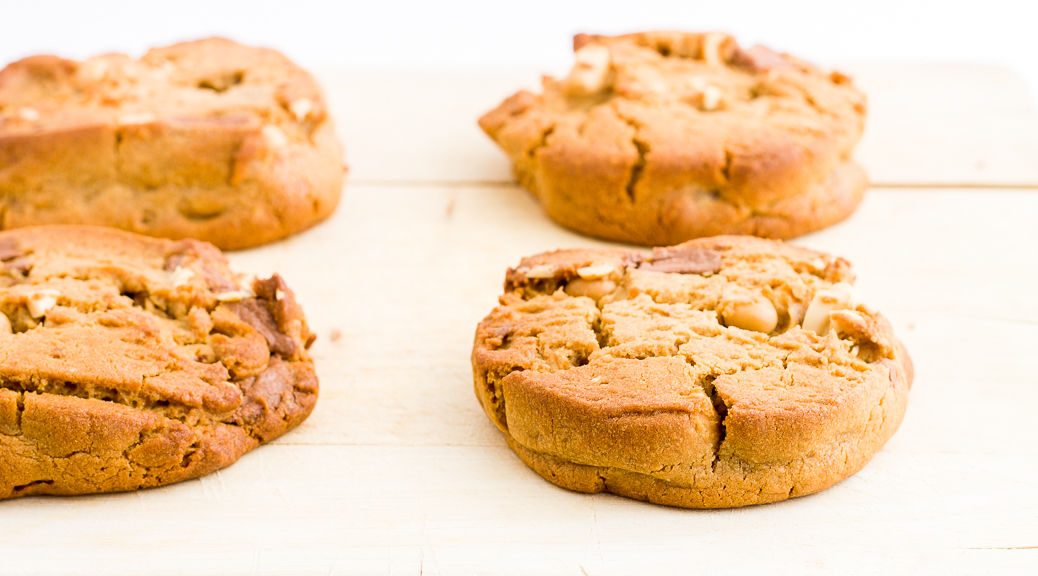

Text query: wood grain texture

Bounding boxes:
[321,65,1038,187]
[851,64,1038,187]
[4,184,1035,575]
[1,65,1037,574]
[1,447,1035,576]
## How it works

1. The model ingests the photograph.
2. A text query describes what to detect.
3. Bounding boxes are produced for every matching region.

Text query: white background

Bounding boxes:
[0,3,1036,574]
[3,0,1037,107]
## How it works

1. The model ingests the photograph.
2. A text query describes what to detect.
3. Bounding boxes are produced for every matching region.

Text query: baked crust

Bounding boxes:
[0,226,317,499]
[0,38,345,250]
[479,32,868,245]
[472,236,911,508]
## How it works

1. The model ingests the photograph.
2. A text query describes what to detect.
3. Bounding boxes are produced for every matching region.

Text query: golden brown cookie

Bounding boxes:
[0,38,344,250]
[479,32,868,245]
[472,236,911,508]
[0,226,317,499]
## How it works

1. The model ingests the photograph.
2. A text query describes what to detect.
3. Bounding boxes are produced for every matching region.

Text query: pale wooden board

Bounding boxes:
[319,65,1038,187]
[2,448,1035,576]
[2,184,1036,575]
[850,64,1038,187]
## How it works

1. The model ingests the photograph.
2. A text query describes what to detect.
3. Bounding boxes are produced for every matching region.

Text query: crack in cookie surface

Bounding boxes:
[472,236,911,508]
[478,32,869,246]
[0,226,317,499]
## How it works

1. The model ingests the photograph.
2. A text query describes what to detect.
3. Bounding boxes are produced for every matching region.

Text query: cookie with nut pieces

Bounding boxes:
[479,31,868,245]
[0,226,317,499]
[472,236,912,508]
[0,38,344,250]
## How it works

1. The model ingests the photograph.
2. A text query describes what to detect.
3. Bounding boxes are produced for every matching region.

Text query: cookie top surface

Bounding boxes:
[472,236,912,508]
[0,226,317,499]
[0,38,344,250]
[0,37,324,139]
[478,32,869,245]
[482,32,865,172]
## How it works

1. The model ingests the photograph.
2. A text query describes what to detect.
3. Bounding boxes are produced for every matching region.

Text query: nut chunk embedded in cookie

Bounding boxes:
[472,235,911,509]
[478,31,869,246]
[0,225,318,500]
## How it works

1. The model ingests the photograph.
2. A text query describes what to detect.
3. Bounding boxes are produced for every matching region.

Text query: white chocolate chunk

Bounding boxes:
[235,274,257,292]
[18,107,40,121]
[722,296,778,333]
[289,98,313,121]
[275,289,285,301]
[802,282,854,335]
[27,289,61,319]
[118,112,157,125]
[216,290,254,302]
[261,125,289,148]
[701,85,723,111]
[523,264,556,279]
[170,266,195,289]
[576,263,616,280]
[566,44,612,94]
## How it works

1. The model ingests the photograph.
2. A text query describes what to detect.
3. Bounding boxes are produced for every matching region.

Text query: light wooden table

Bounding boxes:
[2,65,1037,575]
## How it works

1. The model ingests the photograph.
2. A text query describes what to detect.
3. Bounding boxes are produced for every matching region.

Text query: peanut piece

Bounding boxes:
[576,263,616,280]
[216,290,253,302]
[523,264,556,279]
[722,296,778,333]
[566,44,612,95]
[565,278,617,300]
[701,33,729,65]
[802,282,854,335]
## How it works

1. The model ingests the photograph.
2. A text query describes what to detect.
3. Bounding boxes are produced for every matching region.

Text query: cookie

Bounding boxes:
[0,226,317,499]
[479,32,868,245]
[472,236,911,508]
[0,38,344,250]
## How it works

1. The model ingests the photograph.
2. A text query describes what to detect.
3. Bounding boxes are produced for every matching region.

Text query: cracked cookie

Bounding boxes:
[0,38,344,250]
[0,226,317,499]
[472,236,911,508]
[479,32,868,245]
